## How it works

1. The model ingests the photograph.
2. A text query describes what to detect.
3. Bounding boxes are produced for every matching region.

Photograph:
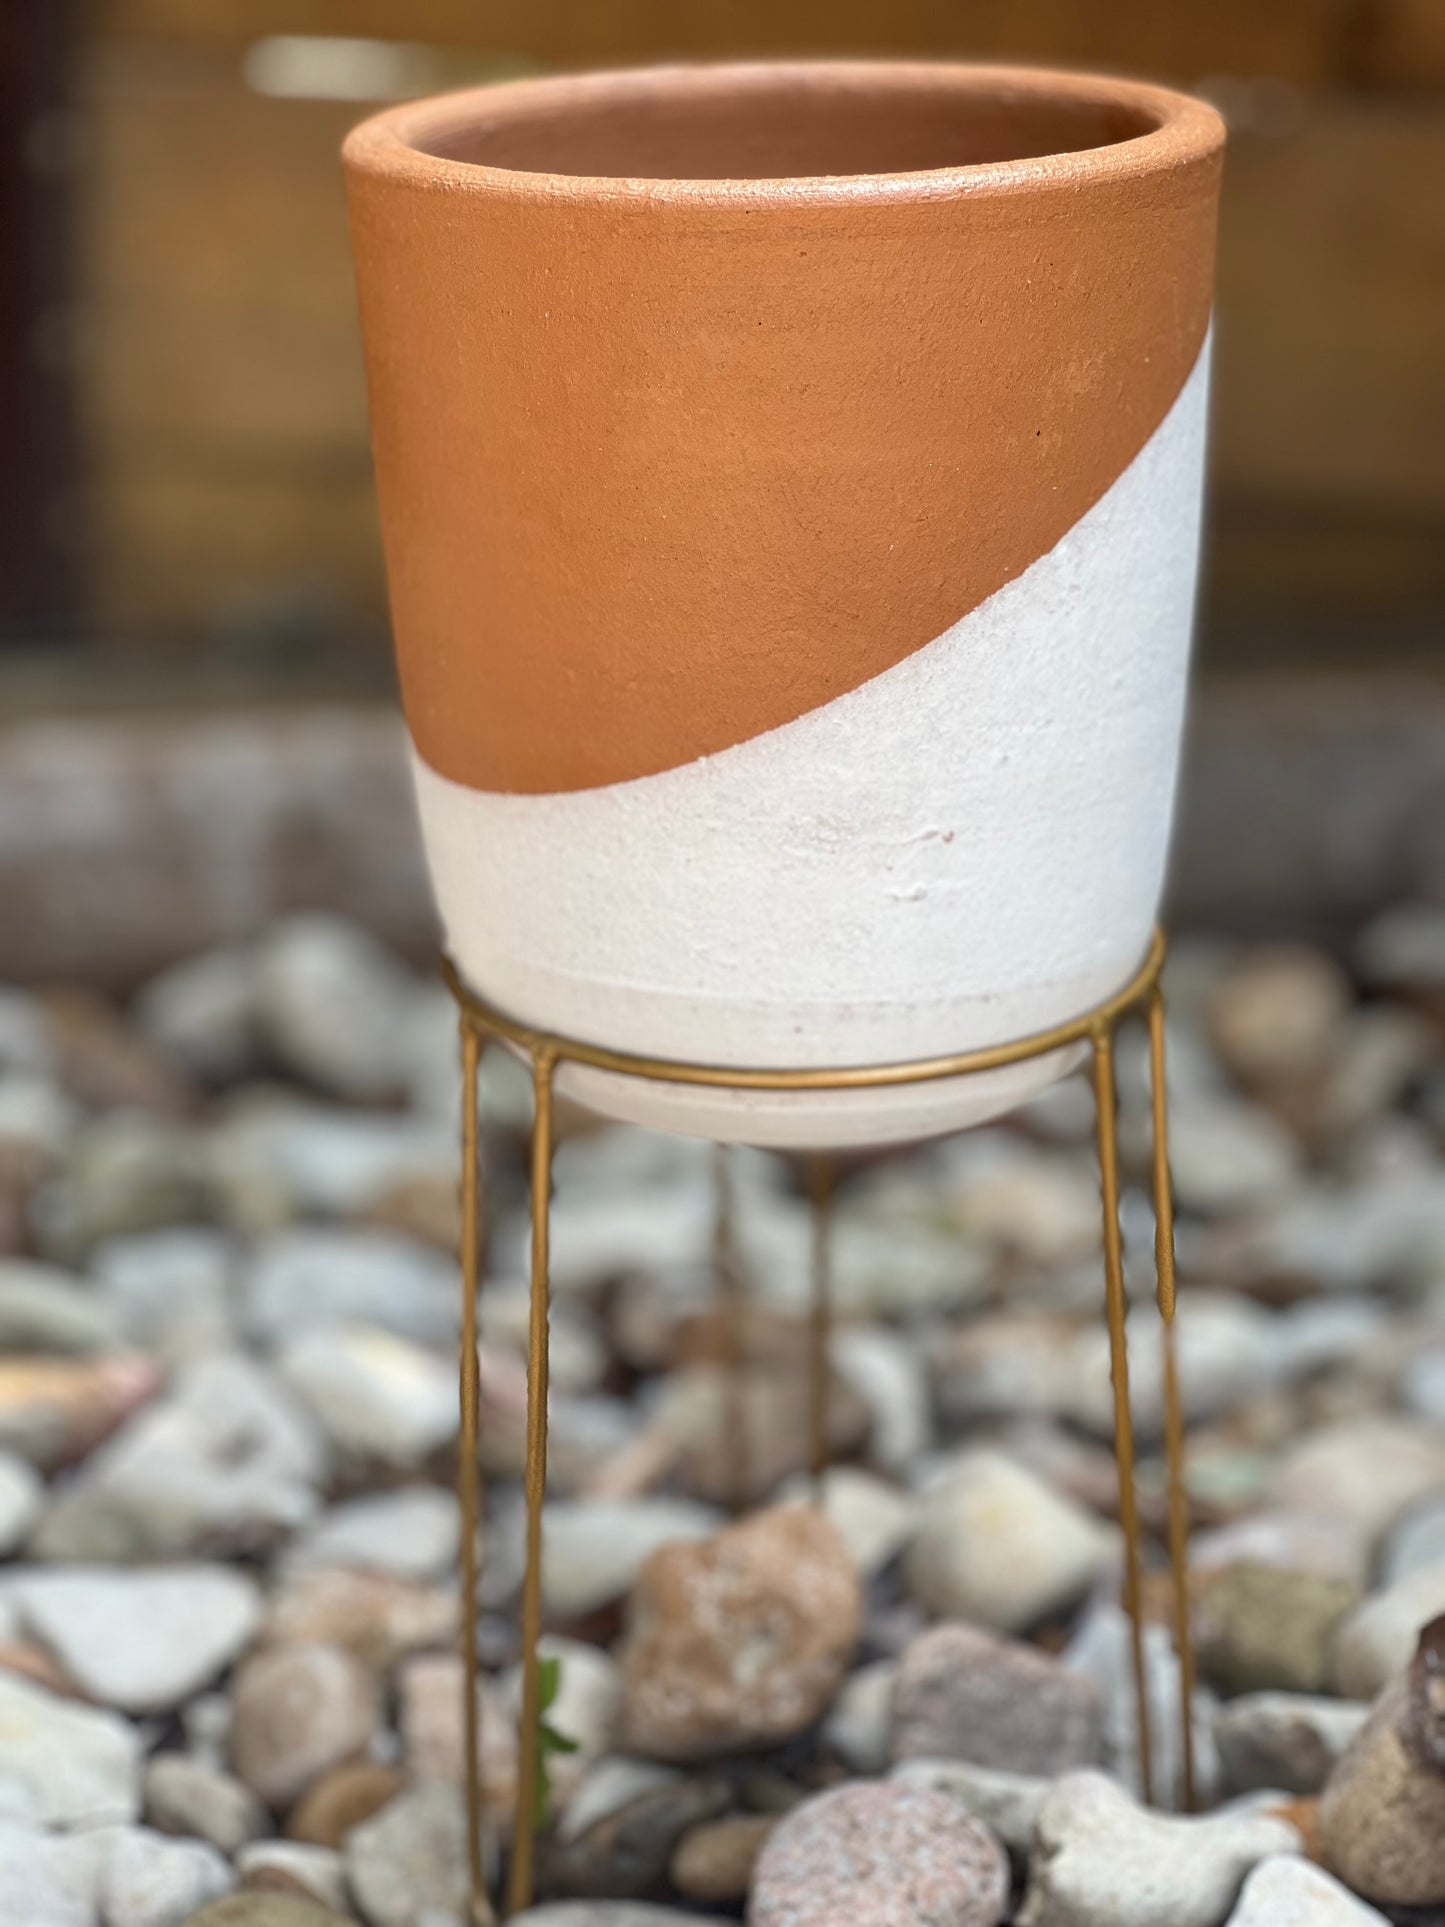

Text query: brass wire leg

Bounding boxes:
[808,1152,835,1494]
[713,1143,749,1515]
[451,926,1200,1921]
[505,1045,557,1918]
[1092,1025,1155,1808]
[457,1024,490,1926]
[1149,990,1197,1810]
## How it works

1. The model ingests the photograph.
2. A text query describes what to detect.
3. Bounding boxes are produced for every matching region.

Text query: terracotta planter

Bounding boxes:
[344,62,1224,1147]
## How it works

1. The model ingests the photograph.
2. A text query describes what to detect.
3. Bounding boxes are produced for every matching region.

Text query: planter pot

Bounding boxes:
[344,61,1224,1148]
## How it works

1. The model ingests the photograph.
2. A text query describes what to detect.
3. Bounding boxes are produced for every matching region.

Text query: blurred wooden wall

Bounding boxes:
[75,0,1445,651]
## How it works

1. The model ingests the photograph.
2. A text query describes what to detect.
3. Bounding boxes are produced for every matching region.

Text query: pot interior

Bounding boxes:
[408,69,1163,182]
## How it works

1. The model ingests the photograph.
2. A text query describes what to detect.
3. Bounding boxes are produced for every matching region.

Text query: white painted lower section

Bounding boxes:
[412,336,1209,1147]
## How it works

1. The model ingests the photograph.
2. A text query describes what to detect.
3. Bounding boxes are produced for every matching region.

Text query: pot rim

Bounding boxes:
[342,58,1224,207]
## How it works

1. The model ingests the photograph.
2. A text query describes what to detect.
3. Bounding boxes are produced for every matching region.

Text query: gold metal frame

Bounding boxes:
[448,927,1195,1921]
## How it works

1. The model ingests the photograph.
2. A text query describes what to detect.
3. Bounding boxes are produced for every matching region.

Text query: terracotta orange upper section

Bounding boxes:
[344,63,1224,794]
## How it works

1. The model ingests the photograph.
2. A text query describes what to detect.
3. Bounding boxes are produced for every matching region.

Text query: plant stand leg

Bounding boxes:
[1092,1025,1155,1807]
[714,1143,750,1515]
[457,1022,493,1925]
[809,1152,835,1496]
[507,1046,557,1919]
[1148,989,1198,1810]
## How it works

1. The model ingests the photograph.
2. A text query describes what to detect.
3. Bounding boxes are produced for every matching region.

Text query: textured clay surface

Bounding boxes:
[345,62,1223,793]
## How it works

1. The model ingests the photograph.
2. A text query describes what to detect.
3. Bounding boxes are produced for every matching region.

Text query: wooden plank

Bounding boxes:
[95,0,1359,86]
[1211,100,1445,519]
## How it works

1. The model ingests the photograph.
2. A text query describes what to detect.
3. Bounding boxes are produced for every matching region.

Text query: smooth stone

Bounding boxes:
[182,1895,345,1927]
[31,1353,326,1560]
[1213,1693,1370,1797]
[253,914,413,1101]
[144,1754,269,1856]
[892,1759,1049,1860]
[0,1259,123,1354]
[0,1352,160,1474]
[751,1780,1009,1927]
[0,1672,141,1828]
[90,1229,235,1360]
[244,1228,458,1350]
[1227,1854,1389,1924]
[1401,1346,1445,1424]
[277,1324,456,1469]
[1382,1495,1445,1584]
[13,1565,261,1714]
[1219,1175,1445,1298]
[135,944,258,1081]
[36,1112,209,1256]
[1356,901,1445,990]
[286,1760,403,1850]
[264,1566,457,1673]
[1064,1603,1219,1809]
[500,1636,622,1765]
[670,1812,775,1904]
[1331,1563,1445,1699]
[0,1072,75,1163]
[777,1467,918,1579]
[905,1450,1115,1635]
[556,1761,682,1848]
[1165,1096,1302,1215]
[344,1783,469,1927]
[892,1623,1102,1776]
[547,1770,729,1902]
[0,1822,97,1926]
[1065,1296,1278,1438]
[229,1643,380,1810]
[618,1504,860,1763]
[512,1909,728,1926]
[1319,1649,1445,1907]
[541,1497,723,1621]
[662,1362,870,1509]
[832,1325,933,1474]
[98,1824,233,1927]
[1196,1563,1361,1696]
[0,1449,41,1553]
[941,1134,1100,1265]
[1017,1770,1298,1927]
[396,1653,516,1810]
[1205,945,1351,1084]
[235,1840,348,1913]
[217,1103,453,1220]
[286,1484,459,1581]
[821,1660,896,1775]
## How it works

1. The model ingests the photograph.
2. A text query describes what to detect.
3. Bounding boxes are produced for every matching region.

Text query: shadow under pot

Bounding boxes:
[343,60,1225,1148]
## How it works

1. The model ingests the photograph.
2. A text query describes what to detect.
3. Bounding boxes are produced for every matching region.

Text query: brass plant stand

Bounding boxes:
[448,929,1196,1922]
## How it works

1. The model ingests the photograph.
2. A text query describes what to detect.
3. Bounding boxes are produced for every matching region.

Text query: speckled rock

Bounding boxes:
[891,1759,1049,1861]
[750,1780,1008,1927]
[618,1505,860,1762]
[891,1623,1102,1776]
[1017,1771,1298,1927]
[228,1642,379,1810]
[1318,1621,1445,1907]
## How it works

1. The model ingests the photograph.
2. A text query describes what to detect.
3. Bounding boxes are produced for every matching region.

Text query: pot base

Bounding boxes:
[548,1042,1088,1149]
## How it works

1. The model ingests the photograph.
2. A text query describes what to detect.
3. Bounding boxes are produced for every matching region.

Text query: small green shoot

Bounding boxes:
[534,1652,580,1828]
